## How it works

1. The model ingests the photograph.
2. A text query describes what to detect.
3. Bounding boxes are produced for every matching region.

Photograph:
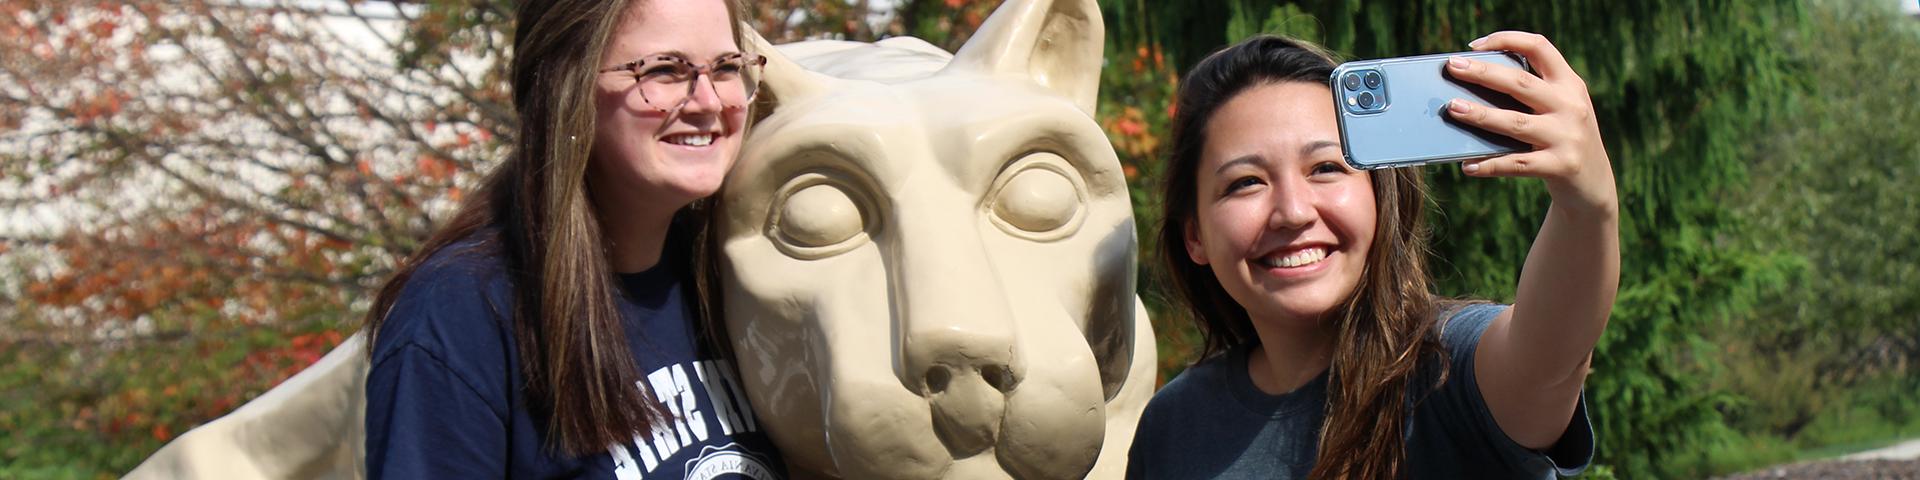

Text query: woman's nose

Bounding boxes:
[678,73,726,115]
[1266,173,1320,230]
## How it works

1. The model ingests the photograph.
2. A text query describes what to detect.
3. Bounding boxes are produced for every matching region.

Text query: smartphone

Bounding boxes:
[1330,50,1534,170]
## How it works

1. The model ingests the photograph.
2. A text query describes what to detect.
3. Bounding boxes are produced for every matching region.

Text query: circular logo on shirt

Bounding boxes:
[684,443,778,480]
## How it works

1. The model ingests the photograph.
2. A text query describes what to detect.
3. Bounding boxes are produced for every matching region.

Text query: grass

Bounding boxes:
[1698,375,1920,477]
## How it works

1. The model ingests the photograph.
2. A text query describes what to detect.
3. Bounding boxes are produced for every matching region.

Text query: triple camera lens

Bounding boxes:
[1340,68,1386,114]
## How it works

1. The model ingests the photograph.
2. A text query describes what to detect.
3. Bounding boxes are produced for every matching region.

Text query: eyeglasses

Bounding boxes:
[599,52,767,114]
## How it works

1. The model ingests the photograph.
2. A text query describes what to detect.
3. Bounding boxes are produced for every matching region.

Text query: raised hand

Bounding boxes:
[1444,31,1617,219]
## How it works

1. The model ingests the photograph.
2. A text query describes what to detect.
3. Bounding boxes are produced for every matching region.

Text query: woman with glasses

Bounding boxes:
[361,0,782,478]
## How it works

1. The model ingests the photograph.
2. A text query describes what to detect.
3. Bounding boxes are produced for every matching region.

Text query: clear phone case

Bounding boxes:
[1331,50,1534,169]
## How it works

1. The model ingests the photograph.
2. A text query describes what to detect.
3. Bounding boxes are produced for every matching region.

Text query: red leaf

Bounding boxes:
[89,19,118,39]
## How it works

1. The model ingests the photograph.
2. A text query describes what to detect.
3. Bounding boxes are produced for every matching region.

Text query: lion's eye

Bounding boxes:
[987,152,1086,241]
[993,168,1078,233]
[769,173,873,259]
[779,183,863,247]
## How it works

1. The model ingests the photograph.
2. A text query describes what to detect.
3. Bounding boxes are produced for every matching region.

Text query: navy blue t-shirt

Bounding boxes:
[1126,304,1593,479]
[365,236,785,479]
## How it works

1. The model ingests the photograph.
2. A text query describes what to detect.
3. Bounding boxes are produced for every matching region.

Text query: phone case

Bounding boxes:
[1331,50,1534,170]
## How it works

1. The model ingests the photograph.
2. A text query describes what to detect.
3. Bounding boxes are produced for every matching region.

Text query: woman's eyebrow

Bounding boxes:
[1215,154,1265,175]
[1300,140,1340,157]
[613,49,691,65]
[650,49,690,59]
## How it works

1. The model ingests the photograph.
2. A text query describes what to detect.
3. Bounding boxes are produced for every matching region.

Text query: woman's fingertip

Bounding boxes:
[1447,99,1470,114]
[1463,162,1481,173]
[1468,36,1488,49]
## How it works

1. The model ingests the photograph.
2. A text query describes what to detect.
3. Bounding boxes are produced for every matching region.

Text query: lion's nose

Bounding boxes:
[887,203,1029,457]
[908,331,1021,457]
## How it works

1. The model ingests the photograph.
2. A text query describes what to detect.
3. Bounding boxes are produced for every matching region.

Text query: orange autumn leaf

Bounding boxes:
[416,154,454,181]
[318,237,352,251]
[89,18,118,39]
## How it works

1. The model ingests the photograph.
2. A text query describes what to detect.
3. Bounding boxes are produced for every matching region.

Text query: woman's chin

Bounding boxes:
[644,164,730,202]
[664,179,726,205]
[1247,290,1347,328]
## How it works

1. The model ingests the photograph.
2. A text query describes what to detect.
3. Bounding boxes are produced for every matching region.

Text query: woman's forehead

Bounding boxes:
[1201,82,1340,170]
[606,0,738,60]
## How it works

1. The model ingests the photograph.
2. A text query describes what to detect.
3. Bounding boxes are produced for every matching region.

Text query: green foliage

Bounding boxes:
[1697,1,1920,475]
[1703,352,1920,475]
[1740,0,1920,376]
[0,321,350,477]
[890,0,1002,50]
[1223,2,1320,45]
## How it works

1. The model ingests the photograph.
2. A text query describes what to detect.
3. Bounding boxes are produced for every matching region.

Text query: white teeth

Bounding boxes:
[665,133,714,146]
[1263,247,1327,268]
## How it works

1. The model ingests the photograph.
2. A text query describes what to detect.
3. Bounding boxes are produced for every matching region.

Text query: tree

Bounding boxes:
[1725,0,1920,446]
[1,0,515,325]
[1,1,507,474]
[1747,0,1920,374]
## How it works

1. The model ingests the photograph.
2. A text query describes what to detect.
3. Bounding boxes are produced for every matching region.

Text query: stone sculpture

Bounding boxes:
[717,0,1154,478]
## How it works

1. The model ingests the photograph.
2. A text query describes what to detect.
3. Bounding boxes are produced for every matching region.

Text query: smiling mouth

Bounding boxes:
[1259,246,1328,269]
[661,132,715,147]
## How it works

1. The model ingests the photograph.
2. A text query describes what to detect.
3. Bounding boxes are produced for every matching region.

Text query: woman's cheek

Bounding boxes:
[1319,181,1376,243]
[1208,200,1266,256]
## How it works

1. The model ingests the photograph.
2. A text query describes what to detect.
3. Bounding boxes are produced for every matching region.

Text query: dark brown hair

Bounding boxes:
[363,0,748,456]
[1156,35,1450,479]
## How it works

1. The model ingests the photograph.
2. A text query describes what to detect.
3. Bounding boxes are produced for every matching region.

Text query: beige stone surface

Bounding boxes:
[124,333,368,480]
[122,0,1152,478]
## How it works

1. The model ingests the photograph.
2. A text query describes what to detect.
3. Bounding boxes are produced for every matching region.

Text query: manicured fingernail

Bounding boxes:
[1448,99,1470,113]
[1448,56,1468,69]
[1469,36,1488,48]
[1463,162,1481,173]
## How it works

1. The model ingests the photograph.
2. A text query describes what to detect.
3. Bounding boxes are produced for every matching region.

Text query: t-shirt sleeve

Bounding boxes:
[363,249,516,479]
[364,343,508,479]
[1428,303,1595,477]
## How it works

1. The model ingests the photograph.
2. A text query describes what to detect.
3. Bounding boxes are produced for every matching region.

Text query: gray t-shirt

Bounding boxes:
[1125,304,1593,479]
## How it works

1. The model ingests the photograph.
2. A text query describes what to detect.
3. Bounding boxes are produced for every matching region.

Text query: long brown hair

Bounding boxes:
[363,0,748,456]
[1156,35,1450,479]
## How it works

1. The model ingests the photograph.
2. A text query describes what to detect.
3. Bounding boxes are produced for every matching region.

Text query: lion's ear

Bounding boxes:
[944,0,1104,115]
[742,23,831,114]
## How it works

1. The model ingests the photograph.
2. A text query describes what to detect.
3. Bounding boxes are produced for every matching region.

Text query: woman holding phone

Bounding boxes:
[1128,32,1614,478]
[360,0,784,478]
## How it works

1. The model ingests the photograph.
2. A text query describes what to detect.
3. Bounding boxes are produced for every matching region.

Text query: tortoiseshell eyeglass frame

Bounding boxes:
[598,52,767,114]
